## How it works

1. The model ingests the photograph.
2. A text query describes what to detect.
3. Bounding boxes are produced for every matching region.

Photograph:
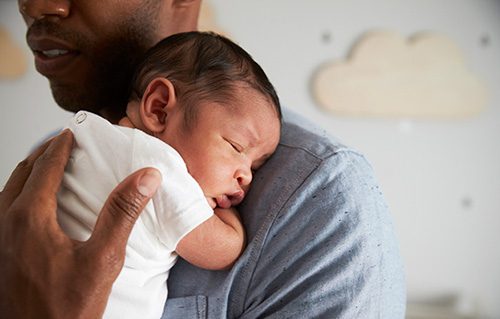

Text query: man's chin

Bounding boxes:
[53,96,93,114]
[49,75,129,120]
[50,84,100,114]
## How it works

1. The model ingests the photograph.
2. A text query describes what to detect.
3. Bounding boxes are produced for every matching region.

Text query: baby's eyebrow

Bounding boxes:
[230,124,258,147]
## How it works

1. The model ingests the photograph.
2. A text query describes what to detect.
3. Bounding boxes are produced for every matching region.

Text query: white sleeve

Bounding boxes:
[58,111,135,241]
[130,129,214,251]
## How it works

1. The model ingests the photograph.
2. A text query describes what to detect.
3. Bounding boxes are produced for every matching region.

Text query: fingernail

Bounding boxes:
[137,169,162,197]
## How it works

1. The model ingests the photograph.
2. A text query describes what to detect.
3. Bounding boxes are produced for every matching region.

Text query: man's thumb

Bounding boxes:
[89,168,162,257]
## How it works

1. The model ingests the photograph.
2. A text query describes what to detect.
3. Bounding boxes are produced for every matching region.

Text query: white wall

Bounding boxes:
[0,2,73,185]
[1,1,499,318]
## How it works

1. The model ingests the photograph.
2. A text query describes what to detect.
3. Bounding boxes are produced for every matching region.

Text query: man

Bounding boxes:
[0,0,406,318]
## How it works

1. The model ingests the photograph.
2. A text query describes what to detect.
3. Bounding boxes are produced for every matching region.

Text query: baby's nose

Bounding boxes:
[236,167,252,188]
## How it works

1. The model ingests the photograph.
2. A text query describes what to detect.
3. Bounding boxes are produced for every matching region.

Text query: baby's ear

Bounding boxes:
[140,77,177,133]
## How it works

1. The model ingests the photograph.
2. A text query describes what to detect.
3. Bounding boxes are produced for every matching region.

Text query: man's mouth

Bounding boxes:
[38,49,70,58]
[33,49,79,77]
[28,36,80,76]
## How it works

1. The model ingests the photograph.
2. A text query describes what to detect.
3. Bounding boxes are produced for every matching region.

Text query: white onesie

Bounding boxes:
[57,111,213,319]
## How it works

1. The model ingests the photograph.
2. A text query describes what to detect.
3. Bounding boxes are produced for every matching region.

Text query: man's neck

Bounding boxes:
[99,106,125,125]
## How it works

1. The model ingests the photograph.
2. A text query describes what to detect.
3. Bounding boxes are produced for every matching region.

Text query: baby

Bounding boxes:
[57,32,282,318]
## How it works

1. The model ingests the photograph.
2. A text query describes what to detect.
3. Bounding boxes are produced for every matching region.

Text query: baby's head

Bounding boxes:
[124,31,281,209]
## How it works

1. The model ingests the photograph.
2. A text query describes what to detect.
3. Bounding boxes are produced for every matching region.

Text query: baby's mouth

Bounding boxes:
[215,195,232,209]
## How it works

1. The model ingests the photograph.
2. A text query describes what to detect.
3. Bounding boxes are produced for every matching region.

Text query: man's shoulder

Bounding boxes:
[241,110,377,235]
[164,110,406,318]
[268,109,370,182]
[279,109,349,161]
[235,111,406,318]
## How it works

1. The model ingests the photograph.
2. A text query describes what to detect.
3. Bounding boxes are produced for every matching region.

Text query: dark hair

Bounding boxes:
[129,31,281,128]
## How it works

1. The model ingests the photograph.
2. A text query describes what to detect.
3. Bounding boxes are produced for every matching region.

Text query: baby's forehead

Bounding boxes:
[190,85,280,139]
[229,84,279,110]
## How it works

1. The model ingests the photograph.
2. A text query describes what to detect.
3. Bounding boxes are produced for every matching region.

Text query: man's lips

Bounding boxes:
[36,49,70,58]
[27,35,75,53]
[27,36,79,76]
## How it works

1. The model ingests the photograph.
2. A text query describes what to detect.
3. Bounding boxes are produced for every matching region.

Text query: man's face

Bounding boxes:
[18,0,163,116]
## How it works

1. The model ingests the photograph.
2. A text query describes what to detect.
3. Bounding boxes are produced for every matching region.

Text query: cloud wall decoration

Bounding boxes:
[312,31,488,118]
[0,26,28,79]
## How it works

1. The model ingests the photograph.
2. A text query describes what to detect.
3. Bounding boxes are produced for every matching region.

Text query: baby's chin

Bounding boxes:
[206,197,217,209]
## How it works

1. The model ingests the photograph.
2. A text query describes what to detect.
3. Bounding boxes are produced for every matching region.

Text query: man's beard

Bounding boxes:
[28,1,160,119]
[50,29,153,120]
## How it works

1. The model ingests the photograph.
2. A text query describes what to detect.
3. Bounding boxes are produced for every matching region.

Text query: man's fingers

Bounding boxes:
[0,134,56,213]
[88,168,162,272]
[14,130,74,211]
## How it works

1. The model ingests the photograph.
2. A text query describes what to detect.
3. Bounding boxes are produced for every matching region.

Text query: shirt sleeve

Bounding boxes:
[129,129,214,251]
[240,150,406,319]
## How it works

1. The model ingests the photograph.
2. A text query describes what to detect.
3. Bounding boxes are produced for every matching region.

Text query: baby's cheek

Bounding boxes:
[205,167,229,190]
[191,156,231,193]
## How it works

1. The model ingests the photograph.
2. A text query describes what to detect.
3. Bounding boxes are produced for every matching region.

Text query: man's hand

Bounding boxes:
[0,129,162,319]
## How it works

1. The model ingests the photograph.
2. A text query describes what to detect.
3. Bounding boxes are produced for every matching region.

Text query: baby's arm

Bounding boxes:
[175,207,246,270]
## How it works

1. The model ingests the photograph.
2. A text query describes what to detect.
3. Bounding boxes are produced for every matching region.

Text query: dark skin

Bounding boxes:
[0,130,162,318]
[0,0,202,317]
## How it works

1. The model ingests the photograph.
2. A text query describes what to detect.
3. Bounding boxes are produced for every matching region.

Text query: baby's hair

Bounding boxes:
[129,31,282,128]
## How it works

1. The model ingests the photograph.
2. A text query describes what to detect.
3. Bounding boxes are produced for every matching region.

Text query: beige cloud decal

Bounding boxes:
[312,31,488,118]
[0,26,27,79]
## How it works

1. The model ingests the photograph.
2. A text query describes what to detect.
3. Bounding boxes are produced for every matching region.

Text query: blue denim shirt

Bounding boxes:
[162,110,406,318]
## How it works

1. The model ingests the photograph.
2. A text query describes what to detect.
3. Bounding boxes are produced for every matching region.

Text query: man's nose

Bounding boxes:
[19,0,71,22]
